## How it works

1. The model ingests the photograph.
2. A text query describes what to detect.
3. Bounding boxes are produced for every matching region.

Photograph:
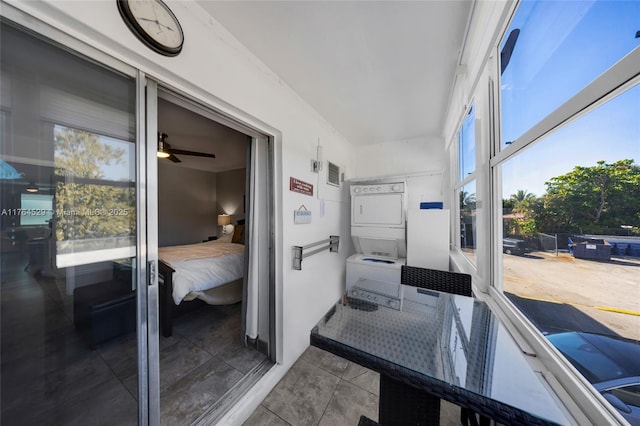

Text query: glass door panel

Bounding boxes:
[1,22,142,425]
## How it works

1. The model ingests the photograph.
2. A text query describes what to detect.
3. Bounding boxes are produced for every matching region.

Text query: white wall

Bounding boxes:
[158,162,217,246]
[2,0,356,421]
[353,136,446,210]
[216,167,246,226]
[354,136,444,179]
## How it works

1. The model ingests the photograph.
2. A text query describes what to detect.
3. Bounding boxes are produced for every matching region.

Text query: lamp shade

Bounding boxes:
[218,214,231,226]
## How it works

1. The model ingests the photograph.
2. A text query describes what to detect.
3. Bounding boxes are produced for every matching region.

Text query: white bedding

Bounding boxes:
[158,239,244,304]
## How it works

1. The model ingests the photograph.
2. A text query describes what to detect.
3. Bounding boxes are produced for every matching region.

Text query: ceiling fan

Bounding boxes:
[157,132,216,163]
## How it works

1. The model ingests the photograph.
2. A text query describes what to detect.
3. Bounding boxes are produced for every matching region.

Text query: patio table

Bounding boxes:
[310,279,573,426]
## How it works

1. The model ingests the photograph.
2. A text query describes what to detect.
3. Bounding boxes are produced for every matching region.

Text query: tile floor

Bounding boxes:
[3,250,459,426]
[243,345,460,426]
[1,251,266,425]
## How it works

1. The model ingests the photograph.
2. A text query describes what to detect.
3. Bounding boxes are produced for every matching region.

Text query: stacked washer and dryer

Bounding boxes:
[346,181,407,296]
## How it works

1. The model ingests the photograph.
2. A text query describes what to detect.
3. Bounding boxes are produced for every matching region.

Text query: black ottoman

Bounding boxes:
[73,279,136,348]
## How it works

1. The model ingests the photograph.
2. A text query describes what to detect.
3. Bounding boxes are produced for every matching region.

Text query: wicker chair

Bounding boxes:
[400,265,472,297]
[358,416,380,426]
[401,265,488,426]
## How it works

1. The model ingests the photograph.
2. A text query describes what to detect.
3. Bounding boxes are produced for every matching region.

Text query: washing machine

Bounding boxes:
[346,253,405,292]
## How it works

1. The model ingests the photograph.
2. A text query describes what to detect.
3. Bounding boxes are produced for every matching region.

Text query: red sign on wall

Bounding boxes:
[290,177,313,196]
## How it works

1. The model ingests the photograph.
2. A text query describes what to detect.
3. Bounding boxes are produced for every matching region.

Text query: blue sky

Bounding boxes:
[499,0,640,198]
[501,84,640,198]
[101,136,136,181]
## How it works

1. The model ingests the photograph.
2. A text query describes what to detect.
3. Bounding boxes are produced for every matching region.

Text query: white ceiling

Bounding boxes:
[158,98,247,172]
[197,1,472,146]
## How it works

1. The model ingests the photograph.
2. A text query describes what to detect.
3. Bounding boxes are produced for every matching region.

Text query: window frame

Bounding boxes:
[486,9,640,425]
[449,2,640,423]
[490,40,640,297]
[453,102,479,268]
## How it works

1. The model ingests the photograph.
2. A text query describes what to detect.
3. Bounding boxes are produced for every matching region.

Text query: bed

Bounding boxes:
[158,226,245,337]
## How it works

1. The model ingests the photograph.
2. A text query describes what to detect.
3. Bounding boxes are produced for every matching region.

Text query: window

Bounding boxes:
[499,0,640,147]
[20,193,53,226]
[459,105,476,180]
[499,87,640,317]
[459,180,477,260]
[53,124,136,267]
[494,0,640,420]
[455,104,477,263]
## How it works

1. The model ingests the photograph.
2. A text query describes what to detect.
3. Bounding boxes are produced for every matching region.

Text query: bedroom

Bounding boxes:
[154,94,274,423]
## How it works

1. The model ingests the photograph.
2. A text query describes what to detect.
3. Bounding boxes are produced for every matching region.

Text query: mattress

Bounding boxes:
[158,239,244,304]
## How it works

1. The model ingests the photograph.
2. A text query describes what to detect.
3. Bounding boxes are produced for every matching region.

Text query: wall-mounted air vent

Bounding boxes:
[327,161,340,187]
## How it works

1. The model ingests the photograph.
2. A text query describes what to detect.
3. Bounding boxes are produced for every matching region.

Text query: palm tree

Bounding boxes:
[509,189,536,215]
[460,190,476,210]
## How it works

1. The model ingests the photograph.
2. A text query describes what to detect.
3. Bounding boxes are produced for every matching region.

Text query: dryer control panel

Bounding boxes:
[351,182,404,196]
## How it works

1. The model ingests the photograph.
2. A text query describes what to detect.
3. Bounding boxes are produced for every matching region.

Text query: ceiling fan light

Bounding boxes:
[157,135,171,158]
[26,182,39,193]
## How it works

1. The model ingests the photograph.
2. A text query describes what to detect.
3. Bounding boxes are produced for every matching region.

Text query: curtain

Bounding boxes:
[242,136,269,341]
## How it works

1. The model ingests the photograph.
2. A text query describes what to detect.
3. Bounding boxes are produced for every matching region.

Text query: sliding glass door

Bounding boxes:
[1,20,158,424]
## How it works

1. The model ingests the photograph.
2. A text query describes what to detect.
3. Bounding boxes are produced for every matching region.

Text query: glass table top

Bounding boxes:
[311,279,572,425]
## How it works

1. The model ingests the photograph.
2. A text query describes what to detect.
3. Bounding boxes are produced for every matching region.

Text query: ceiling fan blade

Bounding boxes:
[169,148,216,158]
[168,154,182,163]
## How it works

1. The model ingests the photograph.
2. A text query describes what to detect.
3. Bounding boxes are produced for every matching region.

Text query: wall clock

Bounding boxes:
[117,0,184,57]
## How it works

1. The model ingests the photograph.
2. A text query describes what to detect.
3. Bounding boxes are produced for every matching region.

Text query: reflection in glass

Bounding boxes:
[459,180,477,259]
[312,284,570,424]
[459,104,476,180]
[1,22,138,425]
[53,125,136,267]
[500,0,640,146]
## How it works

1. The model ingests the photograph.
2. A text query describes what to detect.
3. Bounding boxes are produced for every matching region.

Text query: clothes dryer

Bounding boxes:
[350,181,406,258]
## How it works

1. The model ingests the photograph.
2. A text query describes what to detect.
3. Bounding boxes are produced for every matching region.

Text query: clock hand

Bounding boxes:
[138,17,174,31]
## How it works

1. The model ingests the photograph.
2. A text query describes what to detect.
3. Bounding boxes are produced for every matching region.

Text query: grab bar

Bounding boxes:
[292,235,340,270]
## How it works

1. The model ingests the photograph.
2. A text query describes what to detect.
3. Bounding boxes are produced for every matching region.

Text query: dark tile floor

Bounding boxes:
[1,252,266,425]
[243,346,460,426]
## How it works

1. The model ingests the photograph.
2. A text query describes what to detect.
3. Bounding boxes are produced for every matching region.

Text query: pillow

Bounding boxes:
[231,224,245,244]
[217,233,233,243]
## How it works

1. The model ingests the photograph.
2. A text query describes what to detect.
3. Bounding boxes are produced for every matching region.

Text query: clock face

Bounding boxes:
[118,0,184,56]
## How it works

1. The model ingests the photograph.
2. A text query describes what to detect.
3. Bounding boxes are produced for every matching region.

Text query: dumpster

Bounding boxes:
[612,243,629,256]
[573,240,611,261]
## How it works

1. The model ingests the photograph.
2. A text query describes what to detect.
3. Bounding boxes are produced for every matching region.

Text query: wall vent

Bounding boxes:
[327,161,340,187]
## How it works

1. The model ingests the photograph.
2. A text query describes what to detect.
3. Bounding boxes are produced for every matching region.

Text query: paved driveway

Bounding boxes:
[502,252,640,340]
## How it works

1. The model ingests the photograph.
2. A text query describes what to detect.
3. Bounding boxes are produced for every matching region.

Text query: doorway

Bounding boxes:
[0,17,275,425]
[152,90,275,424]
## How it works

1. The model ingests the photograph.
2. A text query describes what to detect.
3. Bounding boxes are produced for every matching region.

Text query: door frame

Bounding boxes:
[0,7,161,425]
[140,75,161,425]
[155,86,276,360]
[2,4,279,423]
